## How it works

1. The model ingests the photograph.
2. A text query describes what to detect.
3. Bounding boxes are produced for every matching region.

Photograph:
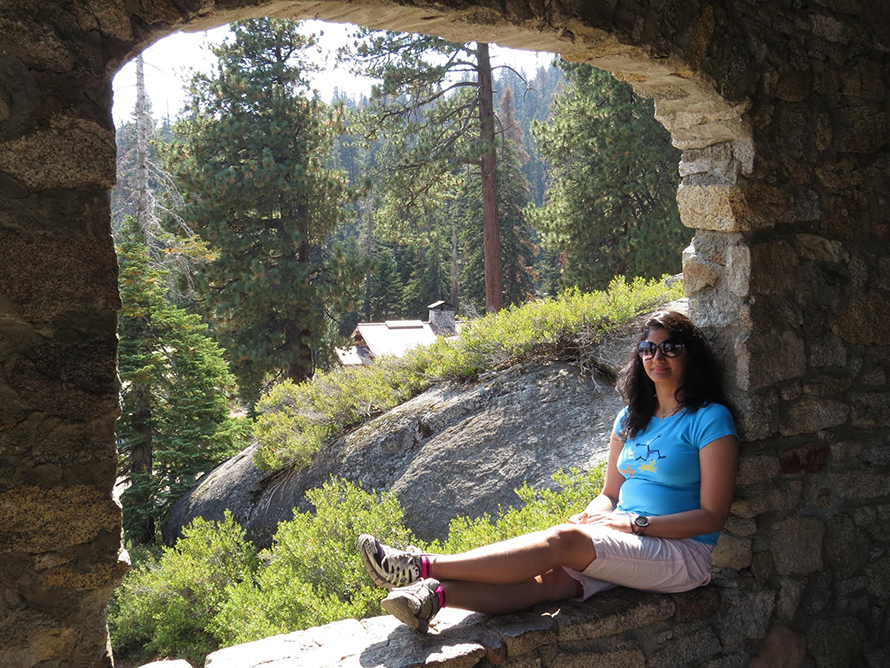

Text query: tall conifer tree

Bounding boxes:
[457,86,537,312]
[528,62,687,290]
[343,32,512,313]
[496,86,538,306]
[367,242,406,321]
[117,221,246,543]
[166,19,363,403]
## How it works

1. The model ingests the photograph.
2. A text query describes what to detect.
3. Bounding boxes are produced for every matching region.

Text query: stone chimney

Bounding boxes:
[427,300,456,335]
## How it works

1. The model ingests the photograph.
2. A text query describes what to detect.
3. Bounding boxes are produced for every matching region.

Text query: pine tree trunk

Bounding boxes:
[135,54,150,239]
[280,197,314,385]
[450,219,460,308]
[129,382,155,544]
[476,43,502,314]
[295,214,314,382]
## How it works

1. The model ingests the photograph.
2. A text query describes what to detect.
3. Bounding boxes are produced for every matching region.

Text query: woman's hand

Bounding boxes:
[568,511,634,533]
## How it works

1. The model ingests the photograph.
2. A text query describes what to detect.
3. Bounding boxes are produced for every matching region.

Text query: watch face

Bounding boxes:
[635,515,649,527]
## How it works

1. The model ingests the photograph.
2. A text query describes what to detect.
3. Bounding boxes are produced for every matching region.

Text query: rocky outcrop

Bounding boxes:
[165,359,624,546]
[162,308,673,546]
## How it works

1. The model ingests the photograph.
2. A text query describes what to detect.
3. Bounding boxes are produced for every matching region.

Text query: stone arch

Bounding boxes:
[1,2,887,666]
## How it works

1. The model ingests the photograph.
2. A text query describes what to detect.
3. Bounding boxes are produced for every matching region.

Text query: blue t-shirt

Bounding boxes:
[613,403,737,545]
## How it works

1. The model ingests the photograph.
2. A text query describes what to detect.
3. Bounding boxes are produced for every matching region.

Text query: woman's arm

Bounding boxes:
[569,431,625,522]
[640,434,739,538]
[583,434,739,538]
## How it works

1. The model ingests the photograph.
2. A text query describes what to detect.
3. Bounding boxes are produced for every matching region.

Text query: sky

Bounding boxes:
[111,20,556,127]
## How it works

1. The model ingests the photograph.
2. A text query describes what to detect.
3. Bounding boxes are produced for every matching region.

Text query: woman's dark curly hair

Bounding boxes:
[617,310,729,439]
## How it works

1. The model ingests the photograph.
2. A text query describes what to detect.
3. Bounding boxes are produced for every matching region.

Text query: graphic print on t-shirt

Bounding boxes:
[633,432,667,474]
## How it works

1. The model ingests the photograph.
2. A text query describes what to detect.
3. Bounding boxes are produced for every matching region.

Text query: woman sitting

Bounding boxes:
[359,310,738,631]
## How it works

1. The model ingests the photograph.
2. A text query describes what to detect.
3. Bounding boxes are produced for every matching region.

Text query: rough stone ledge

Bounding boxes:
[203,587,719,668]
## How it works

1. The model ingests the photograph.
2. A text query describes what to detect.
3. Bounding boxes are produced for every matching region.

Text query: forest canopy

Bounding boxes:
[111,18,689,546]
[109,20,691,664]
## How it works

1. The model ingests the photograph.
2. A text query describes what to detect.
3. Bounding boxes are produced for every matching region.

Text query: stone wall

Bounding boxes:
[678,2,890,665]
[0,1,887,666]
[202,588,729,668]
[0,1,131,665]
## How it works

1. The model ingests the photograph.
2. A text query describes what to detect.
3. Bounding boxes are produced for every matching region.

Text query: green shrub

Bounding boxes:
[426,277,681,379]
[433,466,606,554]
[252,363,424,470]
[254,276,681,471]
[212,478,420,645]
[108,512,259,666]
[111,468,606,666]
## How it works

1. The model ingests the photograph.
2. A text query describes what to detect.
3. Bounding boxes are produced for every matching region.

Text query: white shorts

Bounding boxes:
[562,524,714,602]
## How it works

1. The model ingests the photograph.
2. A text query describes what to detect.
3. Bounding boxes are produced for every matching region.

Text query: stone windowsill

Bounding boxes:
[202,586,720,668]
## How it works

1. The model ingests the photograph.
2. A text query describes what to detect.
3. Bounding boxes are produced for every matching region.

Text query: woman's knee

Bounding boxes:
[545,524,597,569]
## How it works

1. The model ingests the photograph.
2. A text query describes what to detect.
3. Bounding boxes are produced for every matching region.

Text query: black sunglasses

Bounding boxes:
[638,339,685,359]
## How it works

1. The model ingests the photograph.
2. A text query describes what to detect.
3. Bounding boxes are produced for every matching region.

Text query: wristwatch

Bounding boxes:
[631,513,650,535]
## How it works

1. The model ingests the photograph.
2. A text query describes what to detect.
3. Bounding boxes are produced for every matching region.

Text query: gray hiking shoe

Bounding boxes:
[358,534,422,590]
[381,578,442,632]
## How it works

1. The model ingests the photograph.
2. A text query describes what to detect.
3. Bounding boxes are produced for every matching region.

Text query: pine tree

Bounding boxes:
[528,61,687,291]
[400,209,451,319]
[455,166,486,314]
[367,242,406,321]
[117,221,247,544]
[456,88,537,312]
[165,19,364,403]
[111,58,208,303]
[496,64,564,208]
[343,32,510,313]
[496,86,538,306]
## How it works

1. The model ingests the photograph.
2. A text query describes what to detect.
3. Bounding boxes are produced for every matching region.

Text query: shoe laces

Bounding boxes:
[382,544,421,573]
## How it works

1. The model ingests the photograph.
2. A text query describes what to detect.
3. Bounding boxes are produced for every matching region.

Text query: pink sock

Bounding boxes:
[435,584,447,609]
[420,555,431,579]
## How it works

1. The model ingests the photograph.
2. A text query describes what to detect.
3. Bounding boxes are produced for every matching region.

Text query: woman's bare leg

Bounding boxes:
[443,567,583,615]
[429,525,596,585]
